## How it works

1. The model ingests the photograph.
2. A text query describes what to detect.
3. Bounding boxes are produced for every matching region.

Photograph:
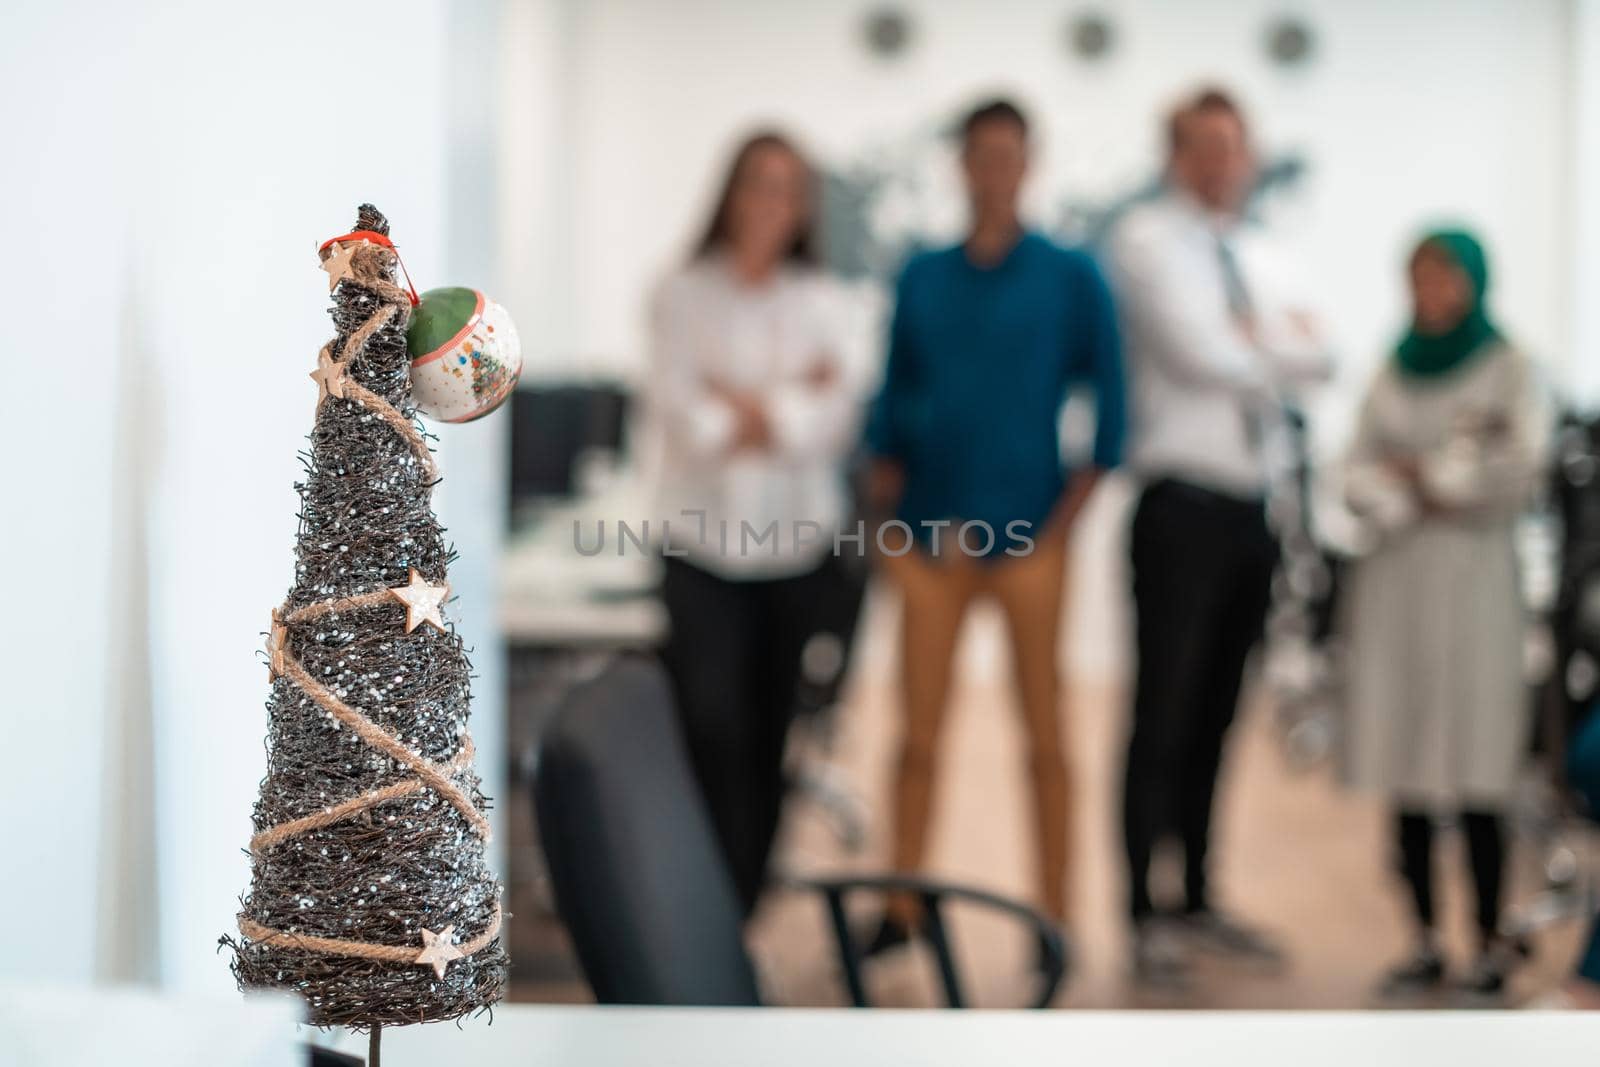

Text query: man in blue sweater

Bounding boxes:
[863,98,1125,951]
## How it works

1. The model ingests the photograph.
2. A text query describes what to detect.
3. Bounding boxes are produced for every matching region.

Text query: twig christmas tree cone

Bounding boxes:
[225,204,508,1029]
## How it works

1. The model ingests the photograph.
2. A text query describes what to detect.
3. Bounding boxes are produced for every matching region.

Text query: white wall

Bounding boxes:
[1570,0,1600,398]
[2,0,139,988]
[506,0,1576,680]
[2,0,508,992]
[533,0,1571,386]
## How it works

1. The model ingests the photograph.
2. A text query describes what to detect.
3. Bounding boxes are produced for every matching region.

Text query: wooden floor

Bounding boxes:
[510,582,1589,1010]
[748,671,1584,1009]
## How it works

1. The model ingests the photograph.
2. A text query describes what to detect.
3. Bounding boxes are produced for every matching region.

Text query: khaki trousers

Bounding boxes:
[879,520,1072,924]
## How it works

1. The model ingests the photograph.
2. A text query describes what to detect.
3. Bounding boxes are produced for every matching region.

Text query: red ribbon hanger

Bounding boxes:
[319,229,421,306]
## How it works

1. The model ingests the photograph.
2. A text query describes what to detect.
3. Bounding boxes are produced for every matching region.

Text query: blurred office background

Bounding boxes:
[7,0,1600,1009]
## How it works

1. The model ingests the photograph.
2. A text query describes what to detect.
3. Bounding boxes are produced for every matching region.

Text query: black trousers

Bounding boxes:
[1396,810,1505,943]
[659,555,831,915]
[1124,478,1278,919]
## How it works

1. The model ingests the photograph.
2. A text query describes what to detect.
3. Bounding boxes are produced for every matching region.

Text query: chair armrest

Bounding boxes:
[782,872,1069,1009]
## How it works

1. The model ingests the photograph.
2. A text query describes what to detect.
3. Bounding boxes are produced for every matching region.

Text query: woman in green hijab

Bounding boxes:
[1340,228,1547,1003]
[1394,230,1501,379]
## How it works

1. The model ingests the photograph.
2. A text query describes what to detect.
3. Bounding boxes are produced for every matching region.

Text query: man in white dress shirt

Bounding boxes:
[1104,88,1331,983]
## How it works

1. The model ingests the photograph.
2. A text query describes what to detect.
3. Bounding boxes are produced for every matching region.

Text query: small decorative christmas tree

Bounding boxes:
[226,205,507,1047]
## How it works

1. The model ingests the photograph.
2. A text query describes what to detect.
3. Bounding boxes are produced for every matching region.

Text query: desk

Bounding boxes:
[500,497,666,650]
[1,985,301,1067]
[341,1005,1596,1067]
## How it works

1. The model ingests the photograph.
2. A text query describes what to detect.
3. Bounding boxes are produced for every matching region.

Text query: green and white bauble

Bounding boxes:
[406,287,522,423]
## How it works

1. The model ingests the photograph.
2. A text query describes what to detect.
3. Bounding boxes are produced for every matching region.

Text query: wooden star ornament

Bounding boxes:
[319,239,363,291]
[389,568,450,633]
[414,925,465,979]
[309,345,348,405]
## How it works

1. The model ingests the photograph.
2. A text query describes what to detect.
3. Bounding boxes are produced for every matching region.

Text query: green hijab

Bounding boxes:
[1395,229,1501,379]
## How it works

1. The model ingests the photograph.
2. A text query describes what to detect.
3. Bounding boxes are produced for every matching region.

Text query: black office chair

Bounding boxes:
[1509,411,1600,938]
[534,655,1068,1008]
[306,1047,362,1067]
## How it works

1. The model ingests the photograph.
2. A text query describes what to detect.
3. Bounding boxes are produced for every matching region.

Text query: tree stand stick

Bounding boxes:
[369,1023,381,1067]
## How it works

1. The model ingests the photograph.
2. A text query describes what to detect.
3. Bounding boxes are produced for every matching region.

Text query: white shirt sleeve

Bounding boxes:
[645,275,737,458]
[765,279,866,460]
[1106,214,1273,400]
[1255,315,1334,387]
[1417,350,1549,516]
[1343,368,1419,534]
[766,380,857,458]
[1243,241,1336,387]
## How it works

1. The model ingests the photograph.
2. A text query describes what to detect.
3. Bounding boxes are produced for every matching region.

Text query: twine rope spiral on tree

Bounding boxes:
[235,233,499,975]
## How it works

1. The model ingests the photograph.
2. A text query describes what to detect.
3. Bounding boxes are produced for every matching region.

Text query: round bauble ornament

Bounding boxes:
[406,287,522,422]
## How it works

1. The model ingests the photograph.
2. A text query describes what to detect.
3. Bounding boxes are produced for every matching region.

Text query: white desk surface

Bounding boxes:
[500,505,666,646]
[352,1004,1598,1067]
[0,985,302,1067]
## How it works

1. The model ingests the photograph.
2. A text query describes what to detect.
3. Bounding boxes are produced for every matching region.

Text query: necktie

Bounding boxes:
[1216,235,1253,318]
[1217,235,1265,455]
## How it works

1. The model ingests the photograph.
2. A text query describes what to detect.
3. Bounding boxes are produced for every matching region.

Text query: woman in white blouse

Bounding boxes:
[1341,230,1546,1001]
[643,130,863,914]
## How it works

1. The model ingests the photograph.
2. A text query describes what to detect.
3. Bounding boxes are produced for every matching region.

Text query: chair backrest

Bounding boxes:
[534,655,761,1006]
